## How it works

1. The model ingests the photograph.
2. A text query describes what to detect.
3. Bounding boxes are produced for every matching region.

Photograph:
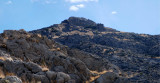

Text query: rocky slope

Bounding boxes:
[31,17,160,83]
[0,30,132,83]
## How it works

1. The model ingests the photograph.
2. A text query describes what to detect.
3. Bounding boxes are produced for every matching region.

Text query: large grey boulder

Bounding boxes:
[46,71,57,82]
[96,72,118,83]
[24,62,42,73]
[96,72,130,83]
[31,74,49,83]
[56,72,71,82]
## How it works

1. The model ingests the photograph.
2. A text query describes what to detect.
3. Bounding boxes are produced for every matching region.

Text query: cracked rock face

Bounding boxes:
[0,30,126,83]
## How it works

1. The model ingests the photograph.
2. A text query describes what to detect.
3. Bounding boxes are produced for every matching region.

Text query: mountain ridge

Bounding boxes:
[0,17,159,83]
[32,16,159,35]
[30,17,160,83]
[31,17,159,57]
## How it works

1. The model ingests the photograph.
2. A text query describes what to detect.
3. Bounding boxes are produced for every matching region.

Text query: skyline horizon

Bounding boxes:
[0,16,160,35]
[0,0,159,35]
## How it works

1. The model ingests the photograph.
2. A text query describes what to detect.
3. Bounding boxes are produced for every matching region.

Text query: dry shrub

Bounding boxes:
[57,48,61,51]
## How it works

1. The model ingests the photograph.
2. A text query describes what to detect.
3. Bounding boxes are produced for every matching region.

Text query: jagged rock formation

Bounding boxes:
[0,30,130,83]
[62,17,97,28]
[31,17,160,83]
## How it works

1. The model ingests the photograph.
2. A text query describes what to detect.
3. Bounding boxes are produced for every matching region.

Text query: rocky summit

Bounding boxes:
[0,17,159,83]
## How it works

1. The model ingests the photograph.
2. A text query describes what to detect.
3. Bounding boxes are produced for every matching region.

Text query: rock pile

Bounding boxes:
[0,30,128,83]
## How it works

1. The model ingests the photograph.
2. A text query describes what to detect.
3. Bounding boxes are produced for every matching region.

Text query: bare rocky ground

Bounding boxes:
[0,30,132,83]
[0,17,159,83]
[31,17,160,83]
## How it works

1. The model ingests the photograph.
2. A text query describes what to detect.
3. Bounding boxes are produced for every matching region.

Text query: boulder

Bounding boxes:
[31,74,49,83]
[46,71,57,81]
[96,72,118,83]
[24,62,42,73]
[56,72,71,82]
[0,76,22,83]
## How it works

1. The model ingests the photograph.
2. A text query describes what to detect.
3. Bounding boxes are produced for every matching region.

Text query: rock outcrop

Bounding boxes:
[0,30,128,83]
[96,72,128,83]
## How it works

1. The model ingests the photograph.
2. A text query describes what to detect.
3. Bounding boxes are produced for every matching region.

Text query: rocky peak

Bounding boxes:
[60,17,109,32]
[30,17,160,83]
[61,17,97,27]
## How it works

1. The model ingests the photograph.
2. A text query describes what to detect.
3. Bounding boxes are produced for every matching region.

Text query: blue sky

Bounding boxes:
[0,0,159,35]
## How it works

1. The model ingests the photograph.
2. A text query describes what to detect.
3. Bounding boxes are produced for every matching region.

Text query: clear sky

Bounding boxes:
[0,0,159,35]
